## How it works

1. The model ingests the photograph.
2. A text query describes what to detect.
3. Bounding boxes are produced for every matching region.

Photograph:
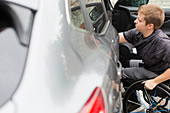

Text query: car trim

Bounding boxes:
[65,0,71,25]
[98,20,110,36]
[3,0,39,10]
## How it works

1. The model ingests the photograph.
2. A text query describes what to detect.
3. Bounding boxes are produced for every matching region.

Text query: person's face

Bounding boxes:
[134,13,148,33]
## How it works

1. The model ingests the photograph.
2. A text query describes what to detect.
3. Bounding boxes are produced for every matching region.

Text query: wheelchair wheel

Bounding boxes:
[123,80,170,113]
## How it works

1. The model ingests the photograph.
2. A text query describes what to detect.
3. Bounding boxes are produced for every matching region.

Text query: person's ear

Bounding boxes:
[147,23,154,30]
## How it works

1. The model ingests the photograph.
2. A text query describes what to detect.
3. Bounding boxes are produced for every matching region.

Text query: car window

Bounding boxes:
[70,0,86,30]
[129,0,148,7]
[0,2,32,107]
[118,0,148,7]
[118,0,170,9]
[148,0,170,9]
[85,0,107,33]
[70,0,107,33]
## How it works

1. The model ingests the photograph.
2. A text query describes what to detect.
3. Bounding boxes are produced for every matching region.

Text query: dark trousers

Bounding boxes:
[121,67,158,88]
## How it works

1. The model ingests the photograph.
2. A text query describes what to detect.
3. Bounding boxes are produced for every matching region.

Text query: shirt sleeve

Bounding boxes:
[123,28,137,44]
[155,39,170,64]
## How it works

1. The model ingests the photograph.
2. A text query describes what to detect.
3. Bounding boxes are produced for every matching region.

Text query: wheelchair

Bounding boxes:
[119,43,170,113]
[123,80,170,113]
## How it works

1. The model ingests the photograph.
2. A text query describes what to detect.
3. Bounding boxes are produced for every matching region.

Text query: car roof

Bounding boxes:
[3,0,39,10]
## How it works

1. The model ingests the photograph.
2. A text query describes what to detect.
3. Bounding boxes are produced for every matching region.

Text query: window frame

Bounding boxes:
[69,0,110,35]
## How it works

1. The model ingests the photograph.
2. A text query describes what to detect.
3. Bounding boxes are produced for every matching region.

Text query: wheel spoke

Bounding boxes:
[129,105,146,113]
[127,100,142,106]
[151,87,157,109]
[143,87,152,104]
[133,91,148,109]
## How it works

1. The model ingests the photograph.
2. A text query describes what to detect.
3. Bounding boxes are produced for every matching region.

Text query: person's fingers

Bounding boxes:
[142,81,146,84]
[142,81,151,89]
[143,84,151,90]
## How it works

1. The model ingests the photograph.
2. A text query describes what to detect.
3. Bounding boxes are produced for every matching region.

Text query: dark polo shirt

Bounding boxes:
[123,28,170,74]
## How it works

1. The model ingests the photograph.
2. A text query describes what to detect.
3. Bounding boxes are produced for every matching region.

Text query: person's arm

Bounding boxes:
[119,32,128,43]
[142,68,170,90]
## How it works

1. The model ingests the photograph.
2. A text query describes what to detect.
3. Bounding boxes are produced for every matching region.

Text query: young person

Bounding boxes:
[119,4,170,90]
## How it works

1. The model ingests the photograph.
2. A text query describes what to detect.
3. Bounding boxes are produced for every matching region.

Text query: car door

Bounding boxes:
[71,0,122,112]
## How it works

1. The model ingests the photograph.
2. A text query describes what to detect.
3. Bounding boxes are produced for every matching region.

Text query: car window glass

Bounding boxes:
[129,0,148,7]
[0,2,30,107]
[70,0,85,29]
[148,0,170,8]
[85,0,107,33]
[118,0,170,8]
[118,0,148,7]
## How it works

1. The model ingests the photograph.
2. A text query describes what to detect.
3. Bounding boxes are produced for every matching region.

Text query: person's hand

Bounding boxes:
[142,79,157,90]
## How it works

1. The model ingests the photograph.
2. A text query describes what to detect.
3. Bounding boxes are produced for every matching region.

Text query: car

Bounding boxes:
[1,0,170,113]
[0,0,122,113]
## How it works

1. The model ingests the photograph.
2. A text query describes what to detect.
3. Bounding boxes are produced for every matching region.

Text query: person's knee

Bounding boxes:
[122,68,134,79]
[121,67,141,88]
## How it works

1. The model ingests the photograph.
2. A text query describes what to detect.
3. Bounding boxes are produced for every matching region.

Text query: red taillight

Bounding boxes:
[79,87,105,113]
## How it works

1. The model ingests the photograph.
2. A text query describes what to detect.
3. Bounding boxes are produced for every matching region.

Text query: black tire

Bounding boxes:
[123,80,170,113]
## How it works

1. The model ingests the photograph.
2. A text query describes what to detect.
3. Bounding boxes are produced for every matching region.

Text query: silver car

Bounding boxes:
[0,0,122,113]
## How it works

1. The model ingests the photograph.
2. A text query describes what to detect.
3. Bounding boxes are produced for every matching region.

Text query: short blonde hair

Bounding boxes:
[138,4,165,30]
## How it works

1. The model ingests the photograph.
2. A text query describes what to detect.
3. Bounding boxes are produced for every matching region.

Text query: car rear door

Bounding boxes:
[77,0,123,112]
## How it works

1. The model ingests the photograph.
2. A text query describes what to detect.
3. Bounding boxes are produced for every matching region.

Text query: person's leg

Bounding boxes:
[121,67,158,88]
